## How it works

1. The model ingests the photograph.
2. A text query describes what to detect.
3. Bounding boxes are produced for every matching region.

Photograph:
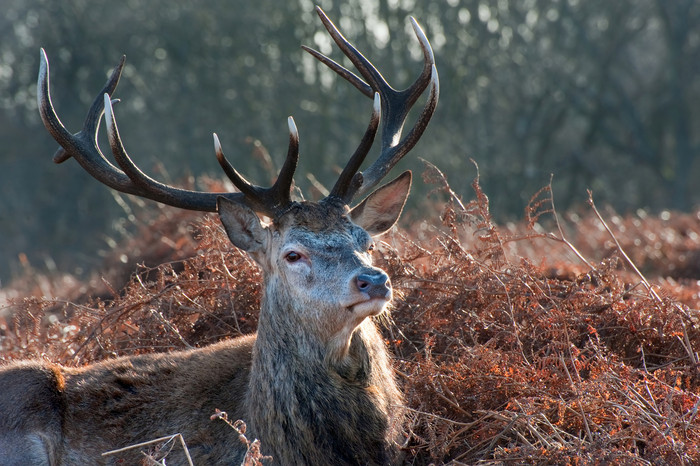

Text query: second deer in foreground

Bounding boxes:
[0,6,438,465]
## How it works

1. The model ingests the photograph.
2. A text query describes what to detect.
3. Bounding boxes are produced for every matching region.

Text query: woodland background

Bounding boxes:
[1,0,700,283]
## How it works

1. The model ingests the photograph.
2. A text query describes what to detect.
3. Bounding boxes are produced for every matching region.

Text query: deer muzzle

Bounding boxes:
[355,271,391,300]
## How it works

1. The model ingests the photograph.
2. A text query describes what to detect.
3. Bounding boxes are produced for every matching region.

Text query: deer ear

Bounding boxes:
[350,171,411,236]
[217,197,267,253]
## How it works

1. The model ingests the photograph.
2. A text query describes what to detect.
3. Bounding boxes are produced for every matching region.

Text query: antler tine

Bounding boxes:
[304,6,439,201]
[301,47,373,98]
[213,117,299,217]
[38,48,124,165]
[271,117,301,208]
[402,18,435,110]
[329,93,380,203]
[214,133,260,200]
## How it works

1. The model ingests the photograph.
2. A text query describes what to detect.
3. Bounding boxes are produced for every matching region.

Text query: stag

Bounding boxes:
[0,7,438,465]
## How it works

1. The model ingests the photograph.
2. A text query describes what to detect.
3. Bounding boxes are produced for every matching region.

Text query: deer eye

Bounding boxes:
[285,251,302,263]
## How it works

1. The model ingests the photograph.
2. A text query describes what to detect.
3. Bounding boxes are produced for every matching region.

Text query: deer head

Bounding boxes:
[218,174,412,362]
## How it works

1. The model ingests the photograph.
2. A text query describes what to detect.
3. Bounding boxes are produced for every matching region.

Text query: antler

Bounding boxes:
[303,6,439,203]
[38,7,437,215]
[37,48,298,217]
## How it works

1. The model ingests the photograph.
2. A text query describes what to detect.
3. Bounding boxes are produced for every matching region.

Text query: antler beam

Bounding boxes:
[37,49,298,217]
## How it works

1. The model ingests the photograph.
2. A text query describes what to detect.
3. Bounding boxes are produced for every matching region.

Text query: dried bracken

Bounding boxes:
[2,169,699,464]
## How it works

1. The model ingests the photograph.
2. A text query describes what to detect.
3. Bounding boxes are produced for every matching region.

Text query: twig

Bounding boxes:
[102,433,194,466]
[548,176,595,269]
[150,309,193,349]
[587,191,662,304]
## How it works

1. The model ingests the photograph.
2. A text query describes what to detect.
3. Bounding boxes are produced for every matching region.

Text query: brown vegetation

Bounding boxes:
[2,170,699,464]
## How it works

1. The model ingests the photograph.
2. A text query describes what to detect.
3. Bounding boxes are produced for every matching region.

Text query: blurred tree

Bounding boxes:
[0,0,698,284]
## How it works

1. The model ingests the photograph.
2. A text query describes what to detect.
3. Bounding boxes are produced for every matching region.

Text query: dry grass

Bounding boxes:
[1,168,699,464]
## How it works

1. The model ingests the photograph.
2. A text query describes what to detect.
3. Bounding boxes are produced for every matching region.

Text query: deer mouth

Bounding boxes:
[347,297,389,316]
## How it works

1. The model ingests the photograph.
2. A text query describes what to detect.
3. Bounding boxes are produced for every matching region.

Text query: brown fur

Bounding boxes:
[0,176,411,465]
[1,336,254,464]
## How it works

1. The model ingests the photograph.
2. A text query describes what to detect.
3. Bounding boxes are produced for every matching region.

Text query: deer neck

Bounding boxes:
[245,285,402,464]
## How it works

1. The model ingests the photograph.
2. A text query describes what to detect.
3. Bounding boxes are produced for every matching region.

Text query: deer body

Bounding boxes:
[0,337,253,465]
[1,195,407,465]
[1,6,438,465]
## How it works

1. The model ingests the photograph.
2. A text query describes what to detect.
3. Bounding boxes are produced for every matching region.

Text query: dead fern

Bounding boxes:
[3,168,700,464]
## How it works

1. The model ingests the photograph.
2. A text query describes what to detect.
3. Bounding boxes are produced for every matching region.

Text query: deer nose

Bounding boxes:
[356,271,391,299]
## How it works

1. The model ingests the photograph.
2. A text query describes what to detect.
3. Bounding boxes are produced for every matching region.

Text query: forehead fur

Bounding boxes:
[275,199,352,233]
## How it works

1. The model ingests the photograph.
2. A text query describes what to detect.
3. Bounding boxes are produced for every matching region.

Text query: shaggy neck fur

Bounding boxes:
[245,285,403,465]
